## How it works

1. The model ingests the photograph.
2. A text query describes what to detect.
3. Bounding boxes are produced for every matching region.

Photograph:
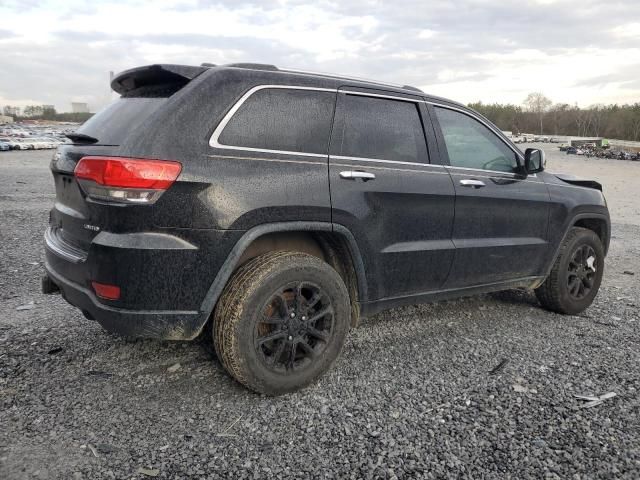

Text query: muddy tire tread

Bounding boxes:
[213,251,348,393]
[535,227,601,314]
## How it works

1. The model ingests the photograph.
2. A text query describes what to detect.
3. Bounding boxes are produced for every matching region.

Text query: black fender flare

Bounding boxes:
[542,212,610,280]
[197,221,368,322]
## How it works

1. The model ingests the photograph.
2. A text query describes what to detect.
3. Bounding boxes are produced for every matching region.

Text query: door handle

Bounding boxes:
[459,179,485,188]
[339,171,376,181]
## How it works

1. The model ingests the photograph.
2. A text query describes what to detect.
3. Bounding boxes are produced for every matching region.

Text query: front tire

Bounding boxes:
[213,251,351,395]
[536,227,604,315]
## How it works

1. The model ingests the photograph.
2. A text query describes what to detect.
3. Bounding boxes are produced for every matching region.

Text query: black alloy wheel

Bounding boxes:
[566,244,597,300]
[213,251,351,395]
[255,282,333,372]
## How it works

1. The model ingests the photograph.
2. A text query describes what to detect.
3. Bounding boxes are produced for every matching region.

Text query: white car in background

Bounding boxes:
[12,139,31,150]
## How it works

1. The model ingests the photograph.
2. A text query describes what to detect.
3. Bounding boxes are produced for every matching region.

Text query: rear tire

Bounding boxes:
[535,227,604,315]
[213,251,351,395]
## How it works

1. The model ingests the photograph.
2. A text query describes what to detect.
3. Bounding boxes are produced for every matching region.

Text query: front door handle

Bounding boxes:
[459,179,485,188]
[339,171,376,181]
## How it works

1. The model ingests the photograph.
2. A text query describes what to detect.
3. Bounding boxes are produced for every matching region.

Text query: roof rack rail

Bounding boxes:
[201,63,216,67]
[279,67,420,93]
[224,63,279,71]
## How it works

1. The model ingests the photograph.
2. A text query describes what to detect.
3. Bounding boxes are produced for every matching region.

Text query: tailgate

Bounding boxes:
[49,146,119,253]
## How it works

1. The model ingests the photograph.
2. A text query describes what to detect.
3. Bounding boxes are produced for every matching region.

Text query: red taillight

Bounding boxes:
[74,156,182,204]
[91,281,121,300]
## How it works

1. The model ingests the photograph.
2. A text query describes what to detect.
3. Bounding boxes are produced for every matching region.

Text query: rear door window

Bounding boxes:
[338,94,428,163]
[217,88,335,155]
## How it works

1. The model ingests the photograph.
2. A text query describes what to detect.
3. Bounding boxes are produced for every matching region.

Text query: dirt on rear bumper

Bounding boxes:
[44,263,206,340]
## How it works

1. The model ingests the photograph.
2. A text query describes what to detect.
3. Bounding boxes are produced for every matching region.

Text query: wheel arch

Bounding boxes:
[198,222,368,333]
[573,216,609,254]
[543,212,610,280]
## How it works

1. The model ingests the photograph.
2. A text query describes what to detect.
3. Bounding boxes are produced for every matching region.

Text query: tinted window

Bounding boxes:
[77,97,166,146]
[435,107,518,172]
[218,88,334,154]
[339,95,428,163]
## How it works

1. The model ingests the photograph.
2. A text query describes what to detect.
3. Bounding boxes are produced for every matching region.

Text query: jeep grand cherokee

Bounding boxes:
[43,63,610,395]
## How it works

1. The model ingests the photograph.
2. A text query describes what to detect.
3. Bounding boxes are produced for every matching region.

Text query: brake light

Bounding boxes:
[74,156,182,204]
[91,281,121,300]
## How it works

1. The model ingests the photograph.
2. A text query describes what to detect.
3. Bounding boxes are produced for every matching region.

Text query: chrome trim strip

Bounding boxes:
[340,90,422,103]
[44,227,87,264]
[446,168,541,183]
[331,162,450,175]
[209,85,337,157]
[331,154,440,168]
[207,154,326,166]
[446,165,538,179]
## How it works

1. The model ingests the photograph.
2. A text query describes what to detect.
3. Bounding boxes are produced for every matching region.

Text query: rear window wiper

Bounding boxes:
[65,133,99,144]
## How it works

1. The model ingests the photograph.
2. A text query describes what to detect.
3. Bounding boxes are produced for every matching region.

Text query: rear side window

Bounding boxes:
[338,95,428,163]
[76,97,166,146]
[217,88,335,155]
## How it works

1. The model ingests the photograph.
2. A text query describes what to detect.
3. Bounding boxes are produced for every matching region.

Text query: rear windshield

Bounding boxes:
[75,97,167,146]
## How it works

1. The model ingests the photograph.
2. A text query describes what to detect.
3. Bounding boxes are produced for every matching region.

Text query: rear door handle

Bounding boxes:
[339,171,376,181]
[459,179,485,188]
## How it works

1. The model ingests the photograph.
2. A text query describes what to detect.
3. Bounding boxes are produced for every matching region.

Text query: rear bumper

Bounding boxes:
[45,262,206,340]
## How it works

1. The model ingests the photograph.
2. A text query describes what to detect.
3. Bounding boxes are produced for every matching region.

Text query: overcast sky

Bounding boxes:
[1,0,639,112]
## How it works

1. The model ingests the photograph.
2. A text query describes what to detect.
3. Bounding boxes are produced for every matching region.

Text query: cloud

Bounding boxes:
[0,0,639,111]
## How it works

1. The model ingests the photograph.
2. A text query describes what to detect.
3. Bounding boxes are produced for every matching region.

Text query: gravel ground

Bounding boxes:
[1,147,639,479]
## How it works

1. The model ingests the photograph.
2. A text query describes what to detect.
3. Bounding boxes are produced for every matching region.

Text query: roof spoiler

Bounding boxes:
[111,64,208,95]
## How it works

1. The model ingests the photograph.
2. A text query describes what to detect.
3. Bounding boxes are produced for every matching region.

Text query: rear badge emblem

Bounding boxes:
[83,224,100,232]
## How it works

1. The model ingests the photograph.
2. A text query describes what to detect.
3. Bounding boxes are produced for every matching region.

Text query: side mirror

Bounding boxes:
[524,148,545,174]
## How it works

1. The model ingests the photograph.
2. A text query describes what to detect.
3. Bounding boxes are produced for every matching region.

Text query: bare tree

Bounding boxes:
[587,104,608,137]
[523,92,552,135]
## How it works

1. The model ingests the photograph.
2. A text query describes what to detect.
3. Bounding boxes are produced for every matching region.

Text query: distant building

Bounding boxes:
[71,102,89,113]
[568,137,605,147]
[0,114,14,124]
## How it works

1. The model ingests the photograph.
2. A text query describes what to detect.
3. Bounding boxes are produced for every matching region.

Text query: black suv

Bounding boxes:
[43,63,610,395]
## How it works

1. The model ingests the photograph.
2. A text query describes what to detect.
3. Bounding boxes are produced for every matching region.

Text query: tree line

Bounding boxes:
[3,105,93,123]
[469,93,640,142]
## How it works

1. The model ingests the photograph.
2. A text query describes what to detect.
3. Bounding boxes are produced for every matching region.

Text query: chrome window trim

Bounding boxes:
[340,89,423,103]
[331,162,449,175]
[206,154,327,166]
[209,84,337,157]
[446,165,538,179]
[446,169,541,184]
[208,84,534,179]
[331,154,437,168]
